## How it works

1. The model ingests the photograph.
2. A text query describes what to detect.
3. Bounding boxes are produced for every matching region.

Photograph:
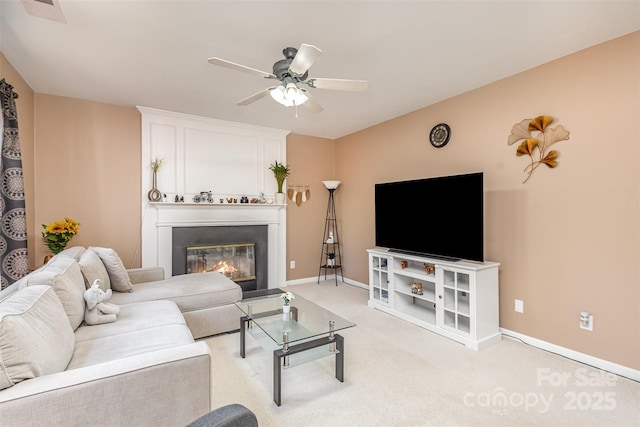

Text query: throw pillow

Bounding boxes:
[0,285,75,390]
[18,256,87,331]
[88,247,133,293]
[78,248,111,291]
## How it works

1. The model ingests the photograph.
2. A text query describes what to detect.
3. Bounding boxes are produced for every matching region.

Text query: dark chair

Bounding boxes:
[186,404,258,427]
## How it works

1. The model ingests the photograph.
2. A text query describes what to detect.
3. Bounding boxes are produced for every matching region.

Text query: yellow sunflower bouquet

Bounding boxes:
[42,217,81,254]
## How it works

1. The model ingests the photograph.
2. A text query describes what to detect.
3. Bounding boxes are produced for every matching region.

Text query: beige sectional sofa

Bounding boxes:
[0,246,244,427]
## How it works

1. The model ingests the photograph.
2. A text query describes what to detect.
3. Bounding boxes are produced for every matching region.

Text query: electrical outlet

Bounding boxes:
[290,260,296,269]
[515,299,524,313]
[580,312,593,331]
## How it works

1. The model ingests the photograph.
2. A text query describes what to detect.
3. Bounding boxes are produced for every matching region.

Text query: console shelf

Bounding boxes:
[367,248,500,350]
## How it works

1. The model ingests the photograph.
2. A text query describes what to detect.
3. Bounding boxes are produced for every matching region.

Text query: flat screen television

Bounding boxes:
[374,172,484,262]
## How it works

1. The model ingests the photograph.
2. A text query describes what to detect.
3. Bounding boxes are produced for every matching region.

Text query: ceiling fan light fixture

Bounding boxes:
[284,82,298,98]
[291,87,308,106]
[270,83,308,107]
[270,85,286,104]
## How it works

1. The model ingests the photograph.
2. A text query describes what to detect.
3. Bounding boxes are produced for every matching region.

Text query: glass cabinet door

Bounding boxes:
[370,255,390,305]
[441,268,471,335]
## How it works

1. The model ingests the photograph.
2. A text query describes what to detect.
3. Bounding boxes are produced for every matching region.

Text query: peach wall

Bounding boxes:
[336,32,639,369]
[1,53,35,269]
[285,133,335,280]
[4,32,638,370]
[33,95,141,268]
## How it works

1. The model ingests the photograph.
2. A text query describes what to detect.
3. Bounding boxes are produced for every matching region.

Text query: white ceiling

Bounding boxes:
[1,1,639,139]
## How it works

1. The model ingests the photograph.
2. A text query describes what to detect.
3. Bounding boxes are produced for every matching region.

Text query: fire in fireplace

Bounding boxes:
[186,243,256,283]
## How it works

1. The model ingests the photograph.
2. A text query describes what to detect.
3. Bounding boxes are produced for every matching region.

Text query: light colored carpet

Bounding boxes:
[202,281,640,427]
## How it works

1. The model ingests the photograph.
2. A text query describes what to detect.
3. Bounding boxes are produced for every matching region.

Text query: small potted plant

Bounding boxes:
[280,291,295,320]
[269,161,290,204]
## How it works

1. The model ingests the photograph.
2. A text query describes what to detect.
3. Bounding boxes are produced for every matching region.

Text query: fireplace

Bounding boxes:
[172,225,268,293]
[187,243,256,280]
[142,202,286,291]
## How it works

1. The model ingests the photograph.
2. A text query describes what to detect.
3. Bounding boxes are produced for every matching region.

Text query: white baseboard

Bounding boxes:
[341,277,368,289]
[284,277,318,287]
[285,275,368,290]
[500,328,640,382]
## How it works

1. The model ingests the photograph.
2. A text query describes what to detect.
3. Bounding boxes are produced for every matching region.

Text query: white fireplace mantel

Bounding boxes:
[144,203,286,288]
[138,107,290,288]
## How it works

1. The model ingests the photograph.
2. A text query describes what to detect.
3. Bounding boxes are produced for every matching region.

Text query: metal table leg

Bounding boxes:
[272,333,345,406]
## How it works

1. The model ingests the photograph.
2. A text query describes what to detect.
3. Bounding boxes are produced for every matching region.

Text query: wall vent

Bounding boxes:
[21,0,66,23]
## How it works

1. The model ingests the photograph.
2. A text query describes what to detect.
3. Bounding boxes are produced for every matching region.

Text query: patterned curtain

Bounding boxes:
[0,79,28,290]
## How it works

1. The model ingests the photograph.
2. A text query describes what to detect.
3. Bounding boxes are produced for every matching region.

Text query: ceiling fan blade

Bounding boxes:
[308,78,369,92]
[289,44,322,76]
[300,89,323,113]
[236,87,276,106]
[208,57,275,79]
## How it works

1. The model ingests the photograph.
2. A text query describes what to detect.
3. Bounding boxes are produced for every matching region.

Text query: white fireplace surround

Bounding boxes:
[139,107,290,288]
[145,203,284,288]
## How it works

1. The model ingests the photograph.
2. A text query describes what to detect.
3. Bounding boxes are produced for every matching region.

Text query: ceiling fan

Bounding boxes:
[207,44,368,113]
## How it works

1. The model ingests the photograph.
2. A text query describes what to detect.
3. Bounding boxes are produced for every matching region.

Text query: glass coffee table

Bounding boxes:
[234,291,356,406]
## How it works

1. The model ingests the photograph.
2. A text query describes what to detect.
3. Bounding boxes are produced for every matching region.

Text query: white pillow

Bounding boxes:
[18,256,87,330]
[88,247,133,293]
[0,285,75,390]
[78,248,111,291]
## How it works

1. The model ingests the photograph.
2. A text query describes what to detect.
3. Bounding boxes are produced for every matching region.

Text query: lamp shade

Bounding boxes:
[322,180,341,190]
[270,86,286,104]
[270,83,308,107]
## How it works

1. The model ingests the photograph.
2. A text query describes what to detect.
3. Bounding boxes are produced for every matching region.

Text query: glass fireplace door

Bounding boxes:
[186,243,256,283]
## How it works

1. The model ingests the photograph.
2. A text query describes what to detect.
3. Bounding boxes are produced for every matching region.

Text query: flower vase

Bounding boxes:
[275,192,286,205]
[43,255,52,264]
[282,304,290,321]
[148,171,162,202]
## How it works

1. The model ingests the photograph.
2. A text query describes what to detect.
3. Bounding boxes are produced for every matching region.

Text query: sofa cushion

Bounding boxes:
[89,247,133,293]
[0,285,75,390]
[68,300,194,370]
[108,271,241,313]
[0,282,19,303]
[78,248,111,291]
[68,323,194,370]
[18,256,86,330]
[74,300,187,343]
[56,245,86,262]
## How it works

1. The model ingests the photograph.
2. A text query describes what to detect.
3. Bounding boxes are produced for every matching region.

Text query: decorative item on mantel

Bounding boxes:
[269,161,290,205]
[193,191,214,203]
[148,157,163,201]
[507,115,570,184]
[42,217,80,263]
[280,291,295,320]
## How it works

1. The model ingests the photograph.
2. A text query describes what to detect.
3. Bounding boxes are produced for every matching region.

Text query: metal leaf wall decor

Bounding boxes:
[507,115,570,183]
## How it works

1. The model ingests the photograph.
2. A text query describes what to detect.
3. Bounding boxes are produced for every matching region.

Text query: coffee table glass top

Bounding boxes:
[235,291,355,346]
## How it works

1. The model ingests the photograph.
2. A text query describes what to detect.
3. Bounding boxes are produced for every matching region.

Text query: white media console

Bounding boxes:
[367,248,501,350]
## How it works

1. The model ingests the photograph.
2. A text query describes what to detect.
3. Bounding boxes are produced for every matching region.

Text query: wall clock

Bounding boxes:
[429,123,451,148]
